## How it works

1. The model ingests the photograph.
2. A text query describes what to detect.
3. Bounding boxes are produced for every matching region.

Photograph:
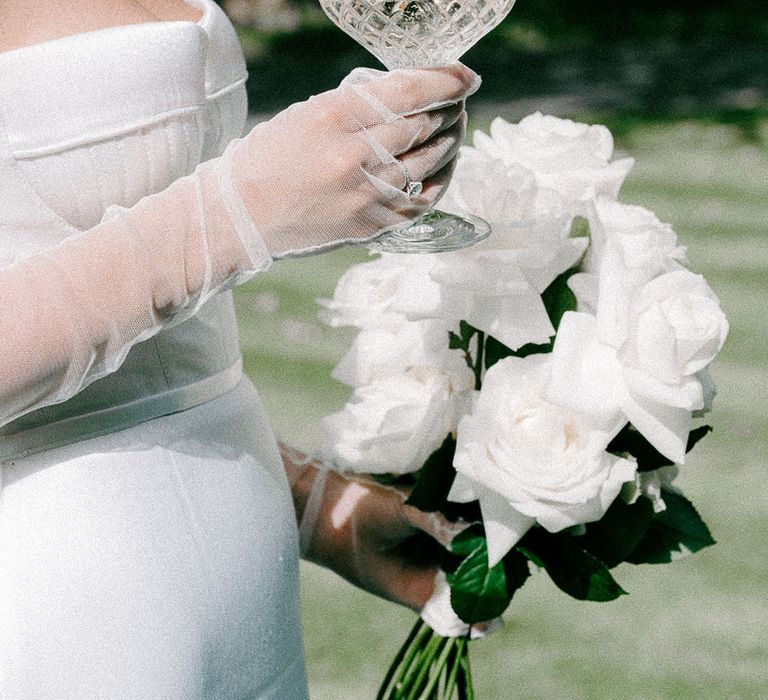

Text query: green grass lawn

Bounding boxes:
[233,119,768,698]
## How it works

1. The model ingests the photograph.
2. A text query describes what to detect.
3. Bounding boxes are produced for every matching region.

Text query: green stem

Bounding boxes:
[393,622,433,697]
[445,637,467,700]
[442,638,464,699]
[459,641,475,700]
[474,332,485,390]
[418,636,456,699]
[376,618,425,700]
[402,632,444,700]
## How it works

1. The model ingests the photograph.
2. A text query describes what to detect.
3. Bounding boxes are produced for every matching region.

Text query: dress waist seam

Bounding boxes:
[0,358,244,462]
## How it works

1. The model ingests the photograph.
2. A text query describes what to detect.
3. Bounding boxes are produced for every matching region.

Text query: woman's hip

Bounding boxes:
[0,379,308,698]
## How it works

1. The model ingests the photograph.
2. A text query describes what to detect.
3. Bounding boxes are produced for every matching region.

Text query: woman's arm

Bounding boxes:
[0,66,478,428]
[0,156,261,429]
[280,442,460,612]
[280,443,501,638]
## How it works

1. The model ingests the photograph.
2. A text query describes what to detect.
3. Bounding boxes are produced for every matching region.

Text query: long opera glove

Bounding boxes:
[0,66,478,428]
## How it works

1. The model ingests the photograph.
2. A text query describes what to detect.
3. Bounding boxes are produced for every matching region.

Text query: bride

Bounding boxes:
[0,0,479,696]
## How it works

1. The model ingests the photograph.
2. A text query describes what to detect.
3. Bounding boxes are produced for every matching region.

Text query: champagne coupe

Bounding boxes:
[320,0,517,253]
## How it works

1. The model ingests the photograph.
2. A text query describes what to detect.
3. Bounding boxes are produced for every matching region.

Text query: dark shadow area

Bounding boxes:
[240,1,767,134]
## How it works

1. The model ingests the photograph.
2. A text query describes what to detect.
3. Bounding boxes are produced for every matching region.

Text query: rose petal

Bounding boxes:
[621,389,691,465]
[475,485,535,567]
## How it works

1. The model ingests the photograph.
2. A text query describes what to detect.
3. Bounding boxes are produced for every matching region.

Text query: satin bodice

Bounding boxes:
[0,0,250,451]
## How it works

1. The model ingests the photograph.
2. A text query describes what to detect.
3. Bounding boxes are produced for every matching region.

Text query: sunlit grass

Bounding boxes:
[233,119,768,698]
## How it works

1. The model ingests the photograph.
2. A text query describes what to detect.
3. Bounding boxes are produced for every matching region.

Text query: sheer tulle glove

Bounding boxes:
[220,65,479,257]
[281,447,498,638]
[0,65,477,428]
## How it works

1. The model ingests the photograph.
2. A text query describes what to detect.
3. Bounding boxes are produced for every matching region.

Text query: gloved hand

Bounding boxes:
[221,64,479,257]
[281,445,498,637]
[0,65,478,428]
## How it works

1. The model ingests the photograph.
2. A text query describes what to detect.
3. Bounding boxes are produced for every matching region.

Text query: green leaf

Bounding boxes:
[450,524,486,559]
[577,497,656,568]
[569,215,591,239]
[627,491,716,564]
[405,435,457,513]
[459,321,477,343]
[511,339,554,360]
[515,545,545,569]
[484,333,554,370]
[518,529,627,602]
[449,321,478,354]
[503,549,531,598]
[448,331,465,350]
[686,425,714,453]
[483,335,516,370]
[608,424,713,472]
[447,525,513,624]
[540,269,578,333]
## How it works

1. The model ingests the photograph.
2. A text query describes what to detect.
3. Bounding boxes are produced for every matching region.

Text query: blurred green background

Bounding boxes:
[225,1,767,696]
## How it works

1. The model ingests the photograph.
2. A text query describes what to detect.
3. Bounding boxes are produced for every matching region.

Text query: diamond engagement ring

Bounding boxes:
[402,167,423,198]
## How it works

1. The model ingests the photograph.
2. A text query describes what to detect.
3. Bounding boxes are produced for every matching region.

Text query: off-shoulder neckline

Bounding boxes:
[0,0,210,60]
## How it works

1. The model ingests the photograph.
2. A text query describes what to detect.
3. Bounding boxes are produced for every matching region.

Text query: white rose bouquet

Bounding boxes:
[319,113,728,699]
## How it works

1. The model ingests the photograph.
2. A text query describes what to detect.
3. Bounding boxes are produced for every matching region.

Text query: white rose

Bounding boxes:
[473,114,634,204]
[375,136,585,350]
[438,146,541,233]
[332,316,474,389]
[387,218,584,353]
[438,148,588,289]
[392,252,558,351]
[317,255,436,329]
[623,270,728,380]
[622,465,680,513]
[582,199,687,276]
[450,355,636,566]
[546,270,728,464]
[322,368,468,474]
[571,199,688,333]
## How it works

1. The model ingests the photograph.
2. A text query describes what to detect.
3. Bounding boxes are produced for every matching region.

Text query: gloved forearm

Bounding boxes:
[0,155,266,428]
[0,65,479,428]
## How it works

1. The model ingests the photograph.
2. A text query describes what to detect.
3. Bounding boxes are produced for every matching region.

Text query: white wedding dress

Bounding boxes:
[0,1,309,697]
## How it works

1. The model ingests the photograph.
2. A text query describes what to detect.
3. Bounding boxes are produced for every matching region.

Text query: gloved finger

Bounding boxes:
[369,102,464,157]
[344,477,465,550]
[398,112,467,184]
[401,503,472,549]
[342,64,481,124]
[360,117,465,208]
[411,155,459,209]
[359,158,432,219]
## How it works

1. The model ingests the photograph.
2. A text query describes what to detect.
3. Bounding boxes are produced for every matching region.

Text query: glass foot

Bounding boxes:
[368,210,491,254]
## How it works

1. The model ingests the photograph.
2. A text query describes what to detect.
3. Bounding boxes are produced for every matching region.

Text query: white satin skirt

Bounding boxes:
[0,378,309,699]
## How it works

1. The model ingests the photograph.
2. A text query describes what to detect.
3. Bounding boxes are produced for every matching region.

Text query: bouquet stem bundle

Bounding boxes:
[377,619,472,700]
